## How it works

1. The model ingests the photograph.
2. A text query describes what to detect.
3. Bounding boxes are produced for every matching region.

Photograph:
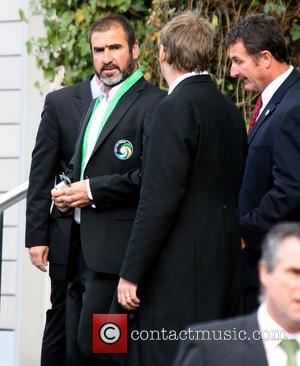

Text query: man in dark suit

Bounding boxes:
[173,222,300,366]
[117,11,247,366]
[52,14,164,365]
[226,14,300,313]
[26,75,97,365]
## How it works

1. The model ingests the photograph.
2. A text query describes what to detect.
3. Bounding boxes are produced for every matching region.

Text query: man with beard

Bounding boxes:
[51,14,164,366]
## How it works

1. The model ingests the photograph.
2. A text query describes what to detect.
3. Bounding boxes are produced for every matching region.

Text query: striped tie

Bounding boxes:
[248,95,262,134]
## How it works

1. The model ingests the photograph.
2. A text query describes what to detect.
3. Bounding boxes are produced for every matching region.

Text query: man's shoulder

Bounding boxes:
[188,313,258,333]
[46,77,91,101]
[142,80,166,97]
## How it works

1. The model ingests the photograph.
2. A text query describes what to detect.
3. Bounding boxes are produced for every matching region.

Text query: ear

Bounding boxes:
[132,40,139,61]
[159,44,167,64]
[259,261,270,288]
[259,50,273,69]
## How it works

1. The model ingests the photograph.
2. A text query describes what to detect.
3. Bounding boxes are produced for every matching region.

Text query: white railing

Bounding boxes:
[0,181,28,304]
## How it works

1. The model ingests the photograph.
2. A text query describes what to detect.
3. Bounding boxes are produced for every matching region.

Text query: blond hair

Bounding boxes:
[160,11,214,72]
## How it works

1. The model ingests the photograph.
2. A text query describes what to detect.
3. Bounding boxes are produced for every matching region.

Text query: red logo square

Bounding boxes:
[93,314,128,353]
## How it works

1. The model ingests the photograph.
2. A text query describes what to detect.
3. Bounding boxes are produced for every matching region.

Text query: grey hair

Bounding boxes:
[259,222,300,303]
[260,222,300,272]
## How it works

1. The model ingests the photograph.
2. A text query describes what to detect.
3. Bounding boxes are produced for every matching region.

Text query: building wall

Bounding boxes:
[0,1,49,365]
[0,5,25,365]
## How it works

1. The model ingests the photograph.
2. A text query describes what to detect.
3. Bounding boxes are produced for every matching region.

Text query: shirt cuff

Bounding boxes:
[85,179,96,208]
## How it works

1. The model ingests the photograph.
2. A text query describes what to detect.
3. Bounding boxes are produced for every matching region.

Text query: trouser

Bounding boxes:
[66,225,119,366]
[41,263,68,366]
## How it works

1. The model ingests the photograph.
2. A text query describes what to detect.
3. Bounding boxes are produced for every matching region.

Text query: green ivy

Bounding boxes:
[21,0,299,123]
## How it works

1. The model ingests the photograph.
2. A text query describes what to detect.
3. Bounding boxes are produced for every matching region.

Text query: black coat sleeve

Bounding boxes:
[89,169,141,207]
[25,93,61,247]
[240,104,300,249]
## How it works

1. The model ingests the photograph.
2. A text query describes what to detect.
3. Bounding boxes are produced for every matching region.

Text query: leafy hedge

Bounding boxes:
[21,0,300,120]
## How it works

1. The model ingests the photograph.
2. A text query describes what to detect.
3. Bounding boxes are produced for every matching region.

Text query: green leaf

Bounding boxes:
[263,3,273,14]
[291,23,300,41]
[19,8,28,23]
[78,36,91,57]
[274,4,284,15]
[60,10,75,27]
[107,0,131,12]
[26,40,33,54]
[131,0,147,13]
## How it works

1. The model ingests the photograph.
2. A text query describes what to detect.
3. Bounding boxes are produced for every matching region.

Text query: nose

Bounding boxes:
[230,63,239,78]
[103,47,113,64]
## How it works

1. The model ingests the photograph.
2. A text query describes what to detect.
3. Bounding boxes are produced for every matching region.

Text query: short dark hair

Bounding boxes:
[89,14,135,49]
[261,222,300,272]
[226,14,289,63]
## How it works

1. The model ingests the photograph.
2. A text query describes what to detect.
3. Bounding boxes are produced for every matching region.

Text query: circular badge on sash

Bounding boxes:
[114,140,133,160]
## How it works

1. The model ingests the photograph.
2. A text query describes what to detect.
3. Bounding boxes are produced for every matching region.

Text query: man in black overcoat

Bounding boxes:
[118,11,248,366]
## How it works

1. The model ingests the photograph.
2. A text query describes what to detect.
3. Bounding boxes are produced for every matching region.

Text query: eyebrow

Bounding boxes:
[230,56,241,60]
[94,43,122,49]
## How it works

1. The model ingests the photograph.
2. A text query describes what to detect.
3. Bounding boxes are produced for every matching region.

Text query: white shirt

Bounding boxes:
[259,65,294,119]
[257,302,300,366]
[90,74,102,99]
[168,71,209,95]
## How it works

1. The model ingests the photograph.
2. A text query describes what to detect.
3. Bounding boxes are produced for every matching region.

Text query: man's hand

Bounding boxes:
[118,277,140,311]
[241,238,246,249]
[51,180,90,211]
[51,187,70,212]
[62,181,90,208]
[29,246,49,272]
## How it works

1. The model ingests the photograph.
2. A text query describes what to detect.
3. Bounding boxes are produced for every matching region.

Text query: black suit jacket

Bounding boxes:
[25,78,92,264]
[239,68,300,286]
[68,77,164,274]
[173,313,268,366]
[119,75,247,366]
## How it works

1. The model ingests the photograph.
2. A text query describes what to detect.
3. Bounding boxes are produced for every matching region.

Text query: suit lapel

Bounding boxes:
[72,100,97,179]
[248,68,300,144]
[74,77,93,117]
[248,100,277,143]
[240,314,268,366]
[88,77,147,162]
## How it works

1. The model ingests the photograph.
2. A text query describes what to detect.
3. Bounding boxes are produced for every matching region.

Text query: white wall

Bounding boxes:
[0,0,49,365]
[0,3,24,355]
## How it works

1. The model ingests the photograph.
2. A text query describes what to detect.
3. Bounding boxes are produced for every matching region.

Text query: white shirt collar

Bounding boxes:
[90,75,124,101]
[90,74,102,99]
[104,81,122,102]
[261,65,294,112]
[258,302,300,348]
[168,71,209,95]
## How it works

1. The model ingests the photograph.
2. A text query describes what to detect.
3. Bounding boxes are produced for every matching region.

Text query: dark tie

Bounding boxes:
[248,95,262,134]
[280,339,299,366]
